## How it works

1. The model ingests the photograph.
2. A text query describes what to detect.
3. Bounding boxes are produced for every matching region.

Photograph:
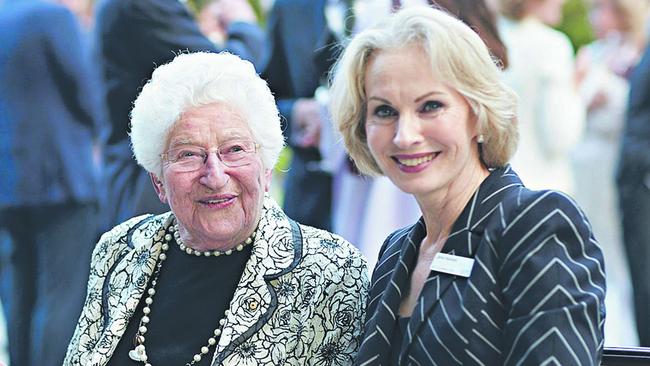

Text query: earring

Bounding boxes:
[477,134,485,144]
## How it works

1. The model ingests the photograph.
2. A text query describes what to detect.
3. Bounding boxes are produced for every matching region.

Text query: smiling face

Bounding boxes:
[364,44,488,203]
[151,102,271,250]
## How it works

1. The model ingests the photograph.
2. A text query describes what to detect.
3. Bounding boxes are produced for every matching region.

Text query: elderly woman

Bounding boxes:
[329,7,605,366]
[65,52,368,365]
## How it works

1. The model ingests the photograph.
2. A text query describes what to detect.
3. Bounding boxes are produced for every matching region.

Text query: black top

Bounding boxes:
[389,316,411,365]
[107,238,252,366]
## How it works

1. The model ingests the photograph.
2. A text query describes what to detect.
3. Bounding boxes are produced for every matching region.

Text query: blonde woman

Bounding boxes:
[330,7,605,365]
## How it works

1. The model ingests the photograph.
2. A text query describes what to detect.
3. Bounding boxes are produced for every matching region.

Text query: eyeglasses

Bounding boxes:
[161,140,260,172]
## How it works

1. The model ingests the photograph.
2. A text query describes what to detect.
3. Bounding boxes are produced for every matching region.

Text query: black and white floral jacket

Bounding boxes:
[64,197,369,366]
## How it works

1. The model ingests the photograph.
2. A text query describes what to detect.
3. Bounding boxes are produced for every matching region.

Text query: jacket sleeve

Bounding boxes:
[307,238,370,365]
[620,45,650,176]
[44,7,109,142]
[261,0,298,141]
[497,190,606,366]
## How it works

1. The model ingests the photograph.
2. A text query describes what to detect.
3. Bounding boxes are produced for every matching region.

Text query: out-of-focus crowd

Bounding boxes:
[0,0,649,364]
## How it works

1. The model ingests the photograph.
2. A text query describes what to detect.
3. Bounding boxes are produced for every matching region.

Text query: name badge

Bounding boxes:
[430,253,475,278]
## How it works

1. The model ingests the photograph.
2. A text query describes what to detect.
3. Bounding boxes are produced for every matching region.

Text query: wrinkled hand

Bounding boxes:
[292,98,324,148]
[214,0,257,29]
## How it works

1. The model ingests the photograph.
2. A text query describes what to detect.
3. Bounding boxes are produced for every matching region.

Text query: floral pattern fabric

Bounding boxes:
[64,196,369,366]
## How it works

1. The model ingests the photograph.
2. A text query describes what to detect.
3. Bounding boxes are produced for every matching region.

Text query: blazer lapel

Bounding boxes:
[88,214,171,365]
[359,220,424,363]
[211,197,302,365]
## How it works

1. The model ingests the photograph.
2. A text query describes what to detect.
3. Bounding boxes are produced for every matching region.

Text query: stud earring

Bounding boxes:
[477,134,485,144]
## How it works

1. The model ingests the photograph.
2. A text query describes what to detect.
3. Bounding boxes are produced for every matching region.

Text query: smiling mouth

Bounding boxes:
[199,196,235,205]
[393,153,437,167]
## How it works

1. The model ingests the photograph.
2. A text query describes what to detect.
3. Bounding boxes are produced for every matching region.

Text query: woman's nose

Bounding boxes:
[393,114,423,148]
[198,152,229,189]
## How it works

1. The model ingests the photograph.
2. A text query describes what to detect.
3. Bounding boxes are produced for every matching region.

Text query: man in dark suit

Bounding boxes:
[617,44,650,347]
[0,1,108,364]
[94,0,265,229]
[262,0,348,230]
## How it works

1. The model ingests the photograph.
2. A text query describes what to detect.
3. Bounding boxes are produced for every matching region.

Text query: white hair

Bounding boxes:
[130,52,285,176]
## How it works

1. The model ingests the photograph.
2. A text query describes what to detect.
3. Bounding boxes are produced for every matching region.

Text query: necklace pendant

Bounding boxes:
[129,344,147,362]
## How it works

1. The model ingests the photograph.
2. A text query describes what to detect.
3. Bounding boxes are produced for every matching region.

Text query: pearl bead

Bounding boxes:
[139,326,147,334]
[143,307,150,314]
[225,249,233,255]
[142,316,149,324]
[194,354,201,362]
[145,297,153,305]
[246,237,252,244]
[214,329,222,336]
[236,244,244,251]
[145,363,152,366]
[147,288,156,296]
[201,346,209,354]
[185,247,193,255]
[219,318,226,326]
[194,251,202,257]
[159,253,167,261]
[164,234,171,241]
[161,243,169,251]
[208,337,216,345]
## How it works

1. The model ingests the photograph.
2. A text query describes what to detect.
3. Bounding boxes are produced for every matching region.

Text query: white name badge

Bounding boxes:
[430,253,475,278]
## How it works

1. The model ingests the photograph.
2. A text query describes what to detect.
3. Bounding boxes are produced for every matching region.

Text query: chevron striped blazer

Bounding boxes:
[354,166,606,366]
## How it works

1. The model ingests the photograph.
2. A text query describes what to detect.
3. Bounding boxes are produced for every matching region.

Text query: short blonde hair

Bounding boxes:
[130,52,285,176]
[329,7,518,176]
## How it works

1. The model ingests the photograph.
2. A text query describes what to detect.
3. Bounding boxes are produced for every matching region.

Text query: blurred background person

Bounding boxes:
[617,18,650,347]
[0,0,108,364]
[94,0,265,230]
[499,0,586,195]
[261,0,344,231]
[573,0,648,346]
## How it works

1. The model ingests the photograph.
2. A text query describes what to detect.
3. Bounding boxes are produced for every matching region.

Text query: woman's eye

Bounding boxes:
[176,148,204,160]
[222,143,249,155]
[421,100,443,113]
[181,150,198,157]
[374,105,397,118]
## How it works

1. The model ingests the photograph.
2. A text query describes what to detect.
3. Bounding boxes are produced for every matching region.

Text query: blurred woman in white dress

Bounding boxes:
[572,0,648,346]
[498,0,585,195]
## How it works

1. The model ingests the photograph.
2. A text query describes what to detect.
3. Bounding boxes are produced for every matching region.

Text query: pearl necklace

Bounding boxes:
[128,219,255,365]
[174,221,254,257]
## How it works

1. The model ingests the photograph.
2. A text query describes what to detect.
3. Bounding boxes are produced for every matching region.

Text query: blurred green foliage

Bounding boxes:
[556,0,595,53]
